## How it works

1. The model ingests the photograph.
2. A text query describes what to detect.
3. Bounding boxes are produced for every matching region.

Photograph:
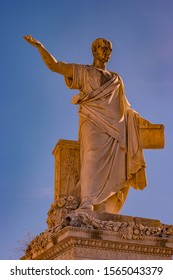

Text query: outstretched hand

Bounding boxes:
[23,34,43,48]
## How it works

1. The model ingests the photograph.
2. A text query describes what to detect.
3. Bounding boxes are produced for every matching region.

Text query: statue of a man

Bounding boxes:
[23,35,147,213]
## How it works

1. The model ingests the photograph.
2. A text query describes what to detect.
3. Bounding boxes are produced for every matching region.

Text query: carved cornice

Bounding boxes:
[52,139,80,156]
[31,232,173,260]
[23,223,173,260]
[23,210,173,260]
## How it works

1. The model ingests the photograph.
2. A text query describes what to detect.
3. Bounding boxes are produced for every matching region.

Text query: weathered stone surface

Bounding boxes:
[21,213,173,260]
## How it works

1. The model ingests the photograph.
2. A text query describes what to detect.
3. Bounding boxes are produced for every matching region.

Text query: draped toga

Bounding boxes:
[65,64,147,213]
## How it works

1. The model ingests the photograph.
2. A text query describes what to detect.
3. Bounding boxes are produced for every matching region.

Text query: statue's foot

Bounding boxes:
[76,200,93,211]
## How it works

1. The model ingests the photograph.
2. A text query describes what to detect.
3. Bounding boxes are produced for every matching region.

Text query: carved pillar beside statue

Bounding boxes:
[52,139,80,201]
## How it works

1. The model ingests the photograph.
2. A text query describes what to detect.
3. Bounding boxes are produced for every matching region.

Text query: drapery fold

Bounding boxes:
[65,64,147,213]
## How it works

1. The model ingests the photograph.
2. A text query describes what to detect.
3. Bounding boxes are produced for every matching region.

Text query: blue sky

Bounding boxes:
[0,0,173,259]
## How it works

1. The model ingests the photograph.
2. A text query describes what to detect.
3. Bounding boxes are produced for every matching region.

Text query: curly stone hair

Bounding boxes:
[91,38,112,55]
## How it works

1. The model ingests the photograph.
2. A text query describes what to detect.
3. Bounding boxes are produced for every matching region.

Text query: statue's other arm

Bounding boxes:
[23,35,73,78]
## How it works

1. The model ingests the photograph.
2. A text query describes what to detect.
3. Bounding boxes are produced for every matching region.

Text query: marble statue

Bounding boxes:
[23,35,162,214]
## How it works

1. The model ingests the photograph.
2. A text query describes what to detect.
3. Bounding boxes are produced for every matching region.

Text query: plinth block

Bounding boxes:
[22,213,173,260]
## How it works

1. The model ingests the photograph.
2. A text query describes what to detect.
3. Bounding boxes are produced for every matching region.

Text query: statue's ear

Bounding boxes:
[92,47,96,55]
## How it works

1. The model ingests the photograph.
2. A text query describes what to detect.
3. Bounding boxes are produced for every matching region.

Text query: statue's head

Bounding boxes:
[91,38,112,63]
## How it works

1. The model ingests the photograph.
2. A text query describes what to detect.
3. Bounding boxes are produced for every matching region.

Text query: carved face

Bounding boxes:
[93,39,112,63]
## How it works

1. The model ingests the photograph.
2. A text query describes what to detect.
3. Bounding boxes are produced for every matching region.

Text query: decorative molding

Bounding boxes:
[26,233,173,260]
[24,210,173,259]
[62,151,80,188]
[46,196,80,233]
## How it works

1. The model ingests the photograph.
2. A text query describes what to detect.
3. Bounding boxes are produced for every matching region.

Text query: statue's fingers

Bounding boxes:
[22,35,27,40]
[23,35,33,45]
[25,34,33,43]
[22,35,29,42]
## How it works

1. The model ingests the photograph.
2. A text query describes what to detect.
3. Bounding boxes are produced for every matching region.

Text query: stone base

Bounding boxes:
[22,213,173,260]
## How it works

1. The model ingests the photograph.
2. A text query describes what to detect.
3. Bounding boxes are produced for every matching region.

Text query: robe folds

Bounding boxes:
[65,64,147,213]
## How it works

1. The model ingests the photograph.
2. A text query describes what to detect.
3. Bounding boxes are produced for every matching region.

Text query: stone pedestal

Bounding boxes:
[21,139,173,260]
[22,212,173,260]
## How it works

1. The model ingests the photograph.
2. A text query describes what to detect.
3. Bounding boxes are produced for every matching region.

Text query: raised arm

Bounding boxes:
[23,35,73,78]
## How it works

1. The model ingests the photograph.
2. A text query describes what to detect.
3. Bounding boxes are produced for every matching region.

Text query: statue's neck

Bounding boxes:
[92,58,106,71]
